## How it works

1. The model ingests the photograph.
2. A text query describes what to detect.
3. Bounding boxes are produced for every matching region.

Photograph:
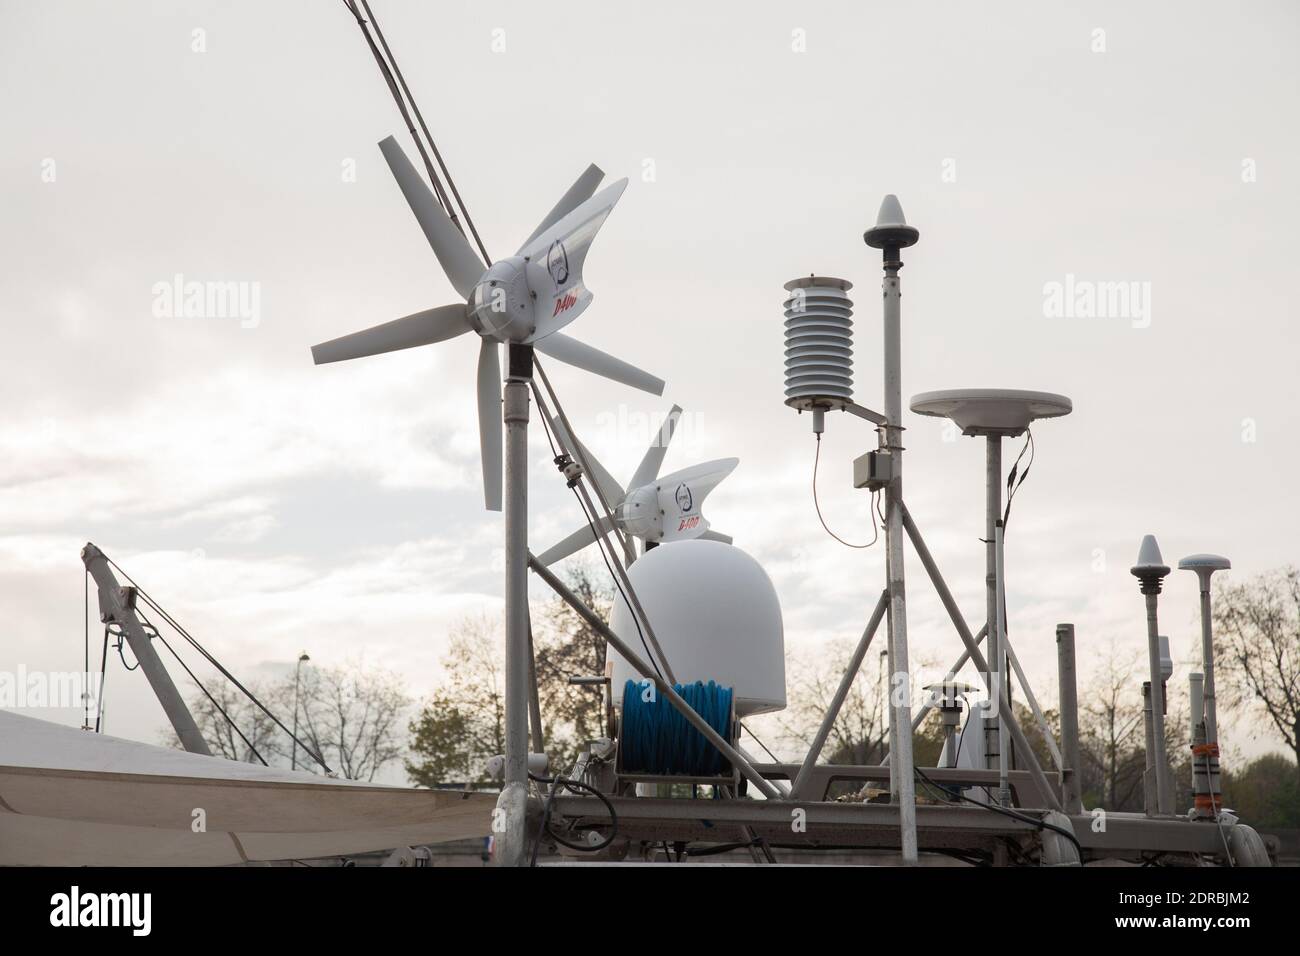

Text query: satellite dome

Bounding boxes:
[608,539,786,716]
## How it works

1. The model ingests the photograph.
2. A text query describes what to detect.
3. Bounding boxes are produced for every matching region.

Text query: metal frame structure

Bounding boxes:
[497,196,1270,868]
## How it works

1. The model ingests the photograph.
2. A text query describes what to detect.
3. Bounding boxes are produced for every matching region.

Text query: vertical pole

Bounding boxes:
[885,569,898,800]
[80,544,211,756]
[994,519,1011,806]
[1142,593,1173,815]
[1197,587,1219,745]
[1056,623,1083,814]
[881,254,918,864]
[985,437,1002,779]
[291,659,302,771]
[1142,682,1157,816]
[496,345,532,867]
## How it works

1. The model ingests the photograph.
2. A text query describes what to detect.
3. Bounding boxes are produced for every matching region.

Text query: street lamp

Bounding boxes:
[291,652,310,771]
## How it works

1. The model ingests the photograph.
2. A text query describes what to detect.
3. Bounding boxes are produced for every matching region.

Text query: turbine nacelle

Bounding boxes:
[470,255,592,343]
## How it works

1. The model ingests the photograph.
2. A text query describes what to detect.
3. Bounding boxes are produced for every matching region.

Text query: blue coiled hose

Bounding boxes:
[620,679,734,777]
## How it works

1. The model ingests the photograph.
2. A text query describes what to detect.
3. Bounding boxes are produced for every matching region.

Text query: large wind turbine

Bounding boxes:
[311,136,664,510]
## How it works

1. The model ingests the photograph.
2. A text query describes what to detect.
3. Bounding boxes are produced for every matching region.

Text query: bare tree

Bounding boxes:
[1214,567,1300,789]
[1077,642,1146,810]
[294,662,411,782]
[176,679,284,764]
[777,640,943,780]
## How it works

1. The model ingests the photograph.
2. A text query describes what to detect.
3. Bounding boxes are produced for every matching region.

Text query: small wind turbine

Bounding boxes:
[311,136,664,510]
[538,405,737,564]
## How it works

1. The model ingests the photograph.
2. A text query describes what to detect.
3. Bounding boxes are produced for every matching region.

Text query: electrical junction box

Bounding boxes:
[853,450,893,491]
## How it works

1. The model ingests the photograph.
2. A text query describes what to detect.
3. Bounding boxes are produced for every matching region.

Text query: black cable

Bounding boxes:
[1001,428,1034,529]
[915,765,1083,859]
[741,721,781,763]
[111,627,139,671]
[812,434,879,549]
[527,771,618,865]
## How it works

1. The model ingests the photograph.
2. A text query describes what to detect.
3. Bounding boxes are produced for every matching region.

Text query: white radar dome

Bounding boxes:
[608,539,786,716]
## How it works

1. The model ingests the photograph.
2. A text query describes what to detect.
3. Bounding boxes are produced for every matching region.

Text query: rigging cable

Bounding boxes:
[531,377,664,684]
[342,0,493,265]
[812,434,880,549]
[137,608,269,766]
[340,0,452,216]
[358,0,492,263]
[101,555,332,774]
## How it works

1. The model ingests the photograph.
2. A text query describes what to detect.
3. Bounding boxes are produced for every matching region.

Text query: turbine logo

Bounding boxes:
[551,291,579,317]
[547,239,569,286]
[674,483,694,513]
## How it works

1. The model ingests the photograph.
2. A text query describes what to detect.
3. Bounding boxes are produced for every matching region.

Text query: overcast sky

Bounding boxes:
[2,1,1297,775]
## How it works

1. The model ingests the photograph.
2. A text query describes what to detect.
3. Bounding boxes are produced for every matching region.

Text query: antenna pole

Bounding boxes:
[984,436,1003,785]
[864,197,921,865]
[497,344,534,866]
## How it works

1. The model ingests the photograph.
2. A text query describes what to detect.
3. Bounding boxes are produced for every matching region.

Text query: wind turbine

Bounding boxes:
[311,136,664,510]
[538,405,737,565]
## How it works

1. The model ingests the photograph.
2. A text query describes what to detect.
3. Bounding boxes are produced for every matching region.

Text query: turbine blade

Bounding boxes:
[519,179,629,340]
[477,338,502,511]
[517,164,604,254]
[628,405,682,491]
[550,416,626,507]
[378,136,484,300]
[310,304,470,365]
[536,514,615,566]
[534,332,665,396]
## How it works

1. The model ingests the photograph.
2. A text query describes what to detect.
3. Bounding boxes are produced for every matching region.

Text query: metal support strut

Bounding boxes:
[81,543,211,756]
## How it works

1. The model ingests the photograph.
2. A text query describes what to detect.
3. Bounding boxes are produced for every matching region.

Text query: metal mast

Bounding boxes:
[864,195,920,864]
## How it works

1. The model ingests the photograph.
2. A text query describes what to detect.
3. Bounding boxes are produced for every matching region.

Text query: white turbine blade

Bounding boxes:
[536,514,615,566]
[628,405,682,492]
[519,178,628,340]
[534,332,664,396]
[517,164,604,253]
[550,416,625,507]
[378,136,484,300]
[477,338,502,511]
[310,304,470,365]
[655,458,739,542]
[699,529,733,544]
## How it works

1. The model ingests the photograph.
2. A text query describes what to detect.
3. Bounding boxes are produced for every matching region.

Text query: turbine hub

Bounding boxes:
[618,484,661,540]
[471,256,534,342]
